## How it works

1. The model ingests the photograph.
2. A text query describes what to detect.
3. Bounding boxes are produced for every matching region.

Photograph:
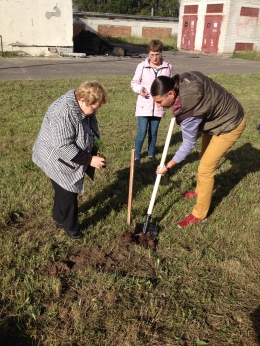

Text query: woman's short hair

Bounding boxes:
[147,39,164,53]
[75,81,107,105]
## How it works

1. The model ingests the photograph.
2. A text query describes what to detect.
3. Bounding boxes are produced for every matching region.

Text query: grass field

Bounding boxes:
[0,73,260,346]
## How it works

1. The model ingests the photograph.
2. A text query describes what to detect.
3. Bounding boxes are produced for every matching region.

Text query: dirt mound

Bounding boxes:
[118,227,157,250]
[38,224,158,279]
[38,243,158,279]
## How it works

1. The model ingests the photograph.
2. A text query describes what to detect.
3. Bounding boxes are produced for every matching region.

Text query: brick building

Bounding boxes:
[73,13,178,40]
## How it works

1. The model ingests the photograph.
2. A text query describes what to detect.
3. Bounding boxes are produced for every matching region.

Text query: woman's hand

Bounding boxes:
[140,87,149,97]
[156,165,168,176]
[90,156,106,169]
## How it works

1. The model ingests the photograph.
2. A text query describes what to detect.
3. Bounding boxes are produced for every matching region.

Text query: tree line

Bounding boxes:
[74,0,180,17]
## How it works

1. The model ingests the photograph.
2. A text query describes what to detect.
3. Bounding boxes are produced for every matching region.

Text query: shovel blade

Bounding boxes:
[135,222,159,239]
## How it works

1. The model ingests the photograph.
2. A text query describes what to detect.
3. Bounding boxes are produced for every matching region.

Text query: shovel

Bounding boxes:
[135,117,176,238]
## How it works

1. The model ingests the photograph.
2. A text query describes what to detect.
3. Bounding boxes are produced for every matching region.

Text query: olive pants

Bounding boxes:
[192,116,246,219]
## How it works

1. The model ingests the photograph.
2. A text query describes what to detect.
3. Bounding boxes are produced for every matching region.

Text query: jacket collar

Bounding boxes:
[66,90,86,123]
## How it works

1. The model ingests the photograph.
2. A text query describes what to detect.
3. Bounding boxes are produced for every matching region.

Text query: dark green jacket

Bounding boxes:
[175,71,244,135]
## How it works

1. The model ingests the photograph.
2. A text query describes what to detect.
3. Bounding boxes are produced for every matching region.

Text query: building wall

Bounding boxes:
[0,0,73,56]
[1,1,259,57]
[178,0,260,53]
[73,14,179,39]
[224,1,260,52]
[216,1,230,53]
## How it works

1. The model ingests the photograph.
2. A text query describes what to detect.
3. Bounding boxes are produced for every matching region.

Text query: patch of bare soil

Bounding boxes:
[38,243,158,280]
[38,223,159,282]
[118,227,157,250]
[3,210,24,227]
[38,259,75,276]
[1,211,40,238]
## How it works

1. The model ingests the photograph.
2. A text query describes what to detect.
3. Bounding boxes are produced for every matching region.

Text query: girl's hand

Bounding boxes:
[140,87,149,97]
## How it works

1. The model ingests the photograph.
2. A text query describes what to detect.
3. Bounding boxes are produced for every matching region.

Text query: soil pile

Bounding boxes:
[118,227,158,250]
[38,244,157,279]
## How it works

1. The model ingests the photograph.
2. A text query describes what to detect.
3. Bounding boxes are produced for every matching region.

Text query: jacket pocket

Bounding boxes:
[58,158,76,171]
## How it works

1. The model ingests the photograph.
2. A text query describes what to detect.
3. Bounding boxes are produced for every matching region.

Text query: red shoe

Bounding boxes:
[183,191,197,199]
[178,214,202,228]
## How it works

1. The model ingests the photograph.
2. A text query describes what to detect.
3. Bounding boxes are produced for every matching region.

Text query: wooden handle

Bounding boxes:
[127,149,135,225]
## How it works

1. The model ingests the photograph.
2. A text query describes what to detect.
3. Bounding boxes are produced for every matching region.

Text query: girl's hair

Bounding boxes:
[75,81,107,105]
[147,39,164,53]
[150,74,180,97]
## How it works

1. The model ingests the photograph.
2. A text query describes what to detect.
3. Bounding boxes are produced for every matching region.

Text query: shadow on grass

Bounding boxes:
[80,135,259,229]
[79,131,190,229]
[0,316,35,346]
[143,141,259,224]
[251,305,260,345]
[80,158,170,229]
[209,142,260,215]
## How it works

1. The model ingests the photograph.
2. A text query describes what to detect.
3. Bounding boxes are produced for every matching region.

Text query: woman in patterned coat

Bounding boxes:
[32,81,107,239]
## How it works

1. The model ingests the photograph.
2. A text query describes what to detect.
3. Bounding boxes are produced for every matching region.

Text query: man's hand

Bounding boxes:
[156,165,168,176]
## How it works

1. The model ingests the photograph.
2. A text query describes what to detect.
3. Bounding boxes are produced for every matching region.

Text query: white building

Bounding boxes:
[0,0,260,56]
[178,0,260,53]
[0,0,73,56]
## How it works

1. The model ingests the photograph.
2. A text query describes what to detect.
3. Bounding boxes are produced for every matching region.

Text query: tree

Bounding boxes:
[74,0,179,17]
[107,0,140,14]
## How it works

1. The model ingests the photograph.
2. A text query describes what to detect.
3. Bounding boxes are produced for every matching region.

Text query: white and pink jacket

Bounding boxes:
[131,57,173,117]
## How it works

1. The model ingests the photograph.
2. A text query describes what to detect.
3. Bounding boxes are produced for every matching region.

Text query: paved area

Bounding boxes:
[1,44,260,80]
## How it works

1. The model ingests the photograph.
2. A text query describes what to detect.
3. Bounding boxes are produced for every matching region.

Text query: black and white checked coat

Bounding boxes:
[32,90,100,193]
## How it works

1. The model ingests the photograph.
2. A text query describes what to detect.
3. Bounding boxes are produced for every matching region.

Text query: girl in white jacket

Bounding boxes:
[131,39,173,165]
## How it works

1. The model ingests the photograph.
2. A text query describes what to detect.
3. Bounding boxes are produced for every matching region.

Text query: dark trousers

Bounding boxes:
[50,179,79,232]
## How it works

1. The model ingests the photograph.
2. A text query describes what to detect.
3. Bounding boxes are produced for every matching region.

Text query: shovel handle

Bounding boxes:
[127,149,135,225]
[147,117,175,215]
[159,117,176,169]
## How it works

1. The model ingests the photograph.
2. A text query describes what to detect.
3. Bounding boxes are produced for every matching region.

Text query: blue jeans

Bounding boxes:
[135,116,161,159]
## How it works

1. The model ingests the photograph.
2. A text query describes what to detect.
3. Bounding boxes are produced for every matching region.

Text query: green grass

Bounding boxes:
[0,74,260,345]
[232,49,260,61]
[0,51,18,57]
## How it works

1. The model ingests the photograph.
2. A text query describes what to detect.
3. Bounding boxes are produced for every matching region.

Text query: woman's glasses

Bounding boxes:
[149,53,161,58]
[90,104,100,112]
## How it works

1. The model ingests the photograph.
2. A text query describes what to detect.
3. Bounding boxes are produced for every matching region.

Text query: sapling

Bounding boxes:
[93,138,106,167]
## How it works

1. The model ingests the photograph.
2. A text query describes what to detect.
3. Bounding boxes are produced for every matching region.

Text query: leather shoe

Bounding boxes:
[65,230,82,239]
